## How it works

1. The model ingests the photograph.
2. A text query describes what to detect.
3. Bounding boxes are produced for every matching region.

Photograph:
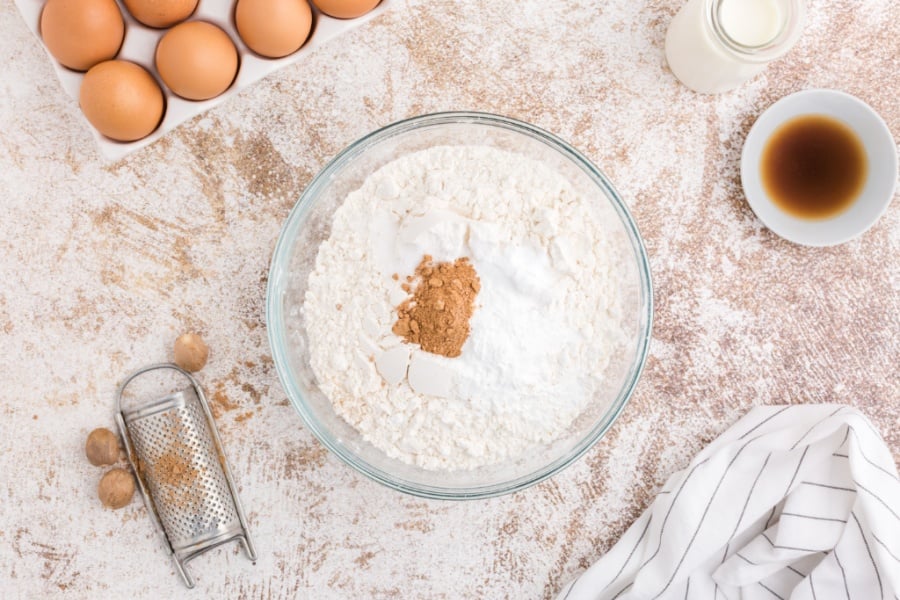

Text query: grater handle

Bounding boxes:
[115,362,200,414]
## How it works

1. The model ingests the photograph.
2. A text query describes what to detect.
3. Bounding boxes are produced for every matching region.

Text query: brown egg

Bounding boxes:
[40,0,124,71]
[312,0,380,19]
[235,0,313,58]
[156,22,239,101]
[79,60,165,141]
[122,0,199,28]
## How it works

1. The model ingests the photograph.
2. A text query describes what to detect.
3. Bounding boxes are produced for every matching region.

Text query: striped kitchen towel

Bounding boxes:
[558,405,900,600]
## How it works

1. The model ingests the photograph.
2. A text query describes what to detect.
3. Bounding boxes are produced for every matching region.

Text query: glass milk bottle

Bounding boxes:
[665,0,806,94]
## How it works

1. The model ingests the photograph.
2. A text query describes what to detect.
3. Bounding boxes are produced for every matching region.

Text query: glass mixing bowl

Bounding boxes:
[266,112,652,499]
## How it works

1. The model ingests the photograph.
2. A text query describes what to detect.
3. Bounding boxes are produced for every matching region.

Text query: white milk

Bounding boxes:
[665,0,804,94]
[720,0,783,46]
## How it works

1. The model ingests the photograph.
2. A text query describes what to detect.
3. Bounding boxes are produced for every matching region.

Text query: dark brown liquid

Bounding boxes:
[761,115,867,220]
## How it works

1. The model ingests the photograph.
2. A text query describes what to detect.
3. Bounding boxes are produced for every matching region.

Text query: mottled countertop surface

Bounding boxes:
[1,0,898,597]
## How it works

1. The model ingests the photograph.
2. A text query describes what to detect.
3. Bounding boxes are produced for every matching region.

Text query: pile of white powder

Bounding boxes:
[299,145,627,470]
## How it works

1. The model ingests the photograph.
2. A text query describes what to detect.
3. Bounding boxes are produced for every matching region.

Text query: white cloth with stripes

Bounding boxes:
[558,405,900,600]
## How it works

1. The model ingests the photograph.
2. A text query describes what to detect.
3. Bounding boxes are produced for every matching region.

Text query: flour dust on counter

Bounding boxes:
[299,145,628,471]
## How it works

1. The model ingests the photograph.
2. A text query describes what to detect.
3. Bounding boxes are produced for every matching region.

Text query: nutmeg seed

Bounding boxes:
[98,468,135,509]
[85,427,120,466]
[174,332,209,372]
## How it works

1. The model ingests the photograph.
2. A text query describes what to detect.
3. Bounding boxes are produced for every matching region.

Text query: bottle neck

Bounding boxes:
[706,0,806,64]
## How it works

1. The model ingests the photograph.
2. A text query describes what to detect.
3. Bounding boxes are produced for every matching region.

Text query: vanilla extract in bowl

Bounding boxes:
[761,114,868,220]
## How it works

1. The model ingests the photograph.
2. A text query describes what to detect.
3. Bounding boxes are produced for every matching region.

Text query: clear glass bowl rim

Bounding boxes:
[266,111,654,500]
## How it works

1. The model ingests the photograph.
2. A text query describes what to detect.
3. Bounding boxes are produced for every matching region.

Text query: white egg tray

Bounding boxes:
[14,0,392,160]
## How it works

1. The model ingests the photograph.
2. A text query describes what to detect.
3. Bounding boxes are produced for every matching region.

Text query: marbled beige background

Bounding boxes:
[1,0,898,598]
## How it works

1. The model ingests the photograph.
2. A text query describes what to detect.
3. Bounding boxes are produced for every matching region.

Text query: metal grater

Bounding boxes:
[115,363,257,588]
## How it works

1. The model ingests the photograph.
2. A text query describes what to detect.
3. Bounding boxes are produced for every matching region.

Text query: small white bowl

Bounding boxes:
[741,89,898,246]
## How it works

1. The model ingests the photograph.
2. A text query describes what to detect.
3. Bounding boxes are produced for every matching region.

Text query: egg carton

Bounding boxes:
[14,0,392,160]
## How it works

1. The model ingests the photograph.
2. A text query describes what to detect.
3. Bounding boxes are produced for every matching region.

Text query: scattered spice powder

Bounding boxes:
[211,388,239,419]
[392,255,481,358]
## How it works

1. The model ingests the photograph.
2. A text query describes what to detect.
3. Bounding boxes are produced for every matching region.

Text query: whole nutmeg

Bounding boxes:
[174,332,209,372]
[85,427,120,466]
[98,468,135,509]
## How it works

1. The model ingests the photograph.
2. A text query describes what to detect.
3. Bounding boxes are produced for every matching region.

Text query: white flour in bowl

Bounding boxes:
[300,145,627,470]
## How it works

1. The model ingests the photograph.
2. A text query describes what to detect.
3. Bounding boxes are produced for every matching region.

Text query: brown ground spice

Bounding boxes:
[152,441,199,488]
[392,255,481,358]
[145,416,202,509]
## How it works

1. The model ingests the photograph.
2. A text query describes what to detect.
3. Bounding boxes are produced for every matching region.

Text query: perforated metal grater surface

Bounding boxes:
[116,364,256,588]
